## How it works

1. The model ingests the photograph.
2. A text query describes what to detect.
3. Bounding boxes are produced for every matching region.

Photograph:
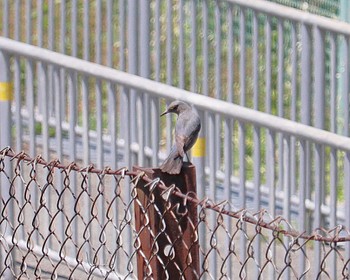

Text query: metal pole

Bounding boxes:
[329,33,338,280]
[200,1,209,274]
[239,8,247,275]
[343,36,350,272]
[252,11,261,278]
[82,0,90,165]
[133,165,200,279]
[300,23,311,232]
[299,23,311,274]
[106,0,117,169]
[128,0,138,166]
[338,0,350,134]
[2,0,9,37]
[214,0,221,169]
[0,50,14,279]
[265,17,276,280]
[313,27,325,277]
[139,0,150,166]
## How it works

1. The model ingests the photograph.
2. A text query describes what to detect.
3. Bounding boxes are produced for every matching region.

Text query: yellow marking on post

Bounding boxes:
[0,82,13,101]
[192,137,206,157]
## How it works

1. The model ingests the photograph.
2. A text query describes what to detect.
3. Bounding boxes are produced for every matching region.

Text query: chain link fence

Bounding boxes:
[0,147,350,279]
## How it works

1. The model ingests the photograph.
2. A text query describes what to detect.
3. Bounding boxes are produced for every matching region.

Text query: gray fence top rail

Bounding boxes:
[1,36,350,152]
[230,0,350,35]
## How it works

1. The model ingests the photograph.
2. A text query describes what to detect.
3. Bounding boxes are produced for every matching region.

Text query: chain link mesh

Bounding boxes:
[0,147,349,279]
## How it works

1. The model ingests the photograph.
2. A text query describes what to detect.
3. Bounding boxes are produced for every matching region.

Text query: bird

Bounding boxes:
[160,100,201,174]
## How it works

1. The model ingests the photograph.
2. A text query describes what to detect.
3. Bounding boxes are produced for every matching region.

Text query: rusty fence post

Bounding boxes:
[133,163,199,279]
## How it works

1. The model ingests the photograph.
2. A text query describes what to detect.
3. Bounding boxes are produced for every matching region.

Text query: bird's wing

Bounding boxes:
[175,134,186,157]
[182,122,200,151]
[176,111,201,151]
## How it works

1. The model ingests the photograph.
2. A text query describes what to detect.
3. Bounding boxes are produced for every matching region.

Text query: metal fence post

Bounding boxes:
[0,50,14,280]
[133,164,200,279]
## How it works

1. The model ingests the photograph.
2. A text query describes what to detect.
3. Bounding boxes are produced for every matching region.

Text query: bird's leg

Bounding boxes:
[185,151,191,163]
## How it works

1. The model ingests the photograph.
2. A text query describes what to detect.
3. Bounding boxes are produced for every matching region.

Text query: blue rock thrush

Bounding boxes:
[160,100,201,174]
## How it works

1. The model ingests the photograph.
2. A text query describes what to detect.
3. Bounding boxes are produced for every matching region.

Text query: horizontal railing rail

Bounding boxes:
[1,37,350,152]
[229,0,350,35]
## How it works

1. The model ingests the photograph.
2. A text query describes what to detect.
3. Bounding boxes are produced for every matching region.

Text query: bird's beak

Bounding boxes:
[160,110,168,117]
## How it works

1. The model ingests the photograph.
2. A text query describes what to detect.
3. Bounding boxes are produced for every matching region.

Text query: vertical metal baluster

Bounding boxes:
[277,19,284,198]
[71,0,77,58]
[48,0,55,116]
[329,33,338,280]
[37,0,49,157]
[24,1,40,248]
[165,0,173,154]
[178,0,185,89]
[37,0,43,114]
[139,0,150,166]
[125,0,134,260]
[151,0,161,166]
[118,0,126,169]
[70,1,79,258]
[265,17,276,280]
[208,112,217,279]
[25,0,35,157]
[202,0,209,99]
[2,0,9,37]
[107,0,116,169]
[105,0,118,271]
[128,0,138,166]
[239,9,247,276]
[118,1,132,261]
[223,115,233,277]
[53,65,64,248]
[199,2,209,273]
[252,10,260,201]
[68,68,77,258]
[14,0,23,245]
[290,22,297,197]
[227,4,234,105]
[122,87,132,258]
[39,61,50,249]
[190,0,204,200]
[190,0,197,93]
[224,4,234,278]
[119,0,126,72]
[299,22,311,275]
[81,0,91,263]
[59,0,66,119]
[343,36,350,273]
[283,135,291,279]
[345,151,350,274]
[313,27,326,277]
[155,0,161,82]
[67,72,79,259]
[82,0,90,165]
[252,11,261,278]
[343,40,350,139]
[214,0,221,171]
[0,48,14,280]
[302,23,312,230]
[96,0,103,169]
[117,1,127,272]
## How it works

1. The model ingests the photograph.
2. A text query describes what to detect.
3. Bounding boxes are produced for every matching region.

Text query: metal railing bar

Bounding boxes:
[228,0,350,36]
[2,236,122,280]
[1,37,350,152]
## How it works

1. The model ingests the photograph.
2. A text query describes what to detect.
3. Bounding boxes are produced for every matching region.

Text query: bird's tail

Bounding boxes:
[160,147,183,174]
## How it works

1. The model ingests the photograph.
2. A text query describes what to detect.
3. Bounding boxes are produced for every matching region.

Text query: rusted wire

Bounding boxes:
[0,147,350,279]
